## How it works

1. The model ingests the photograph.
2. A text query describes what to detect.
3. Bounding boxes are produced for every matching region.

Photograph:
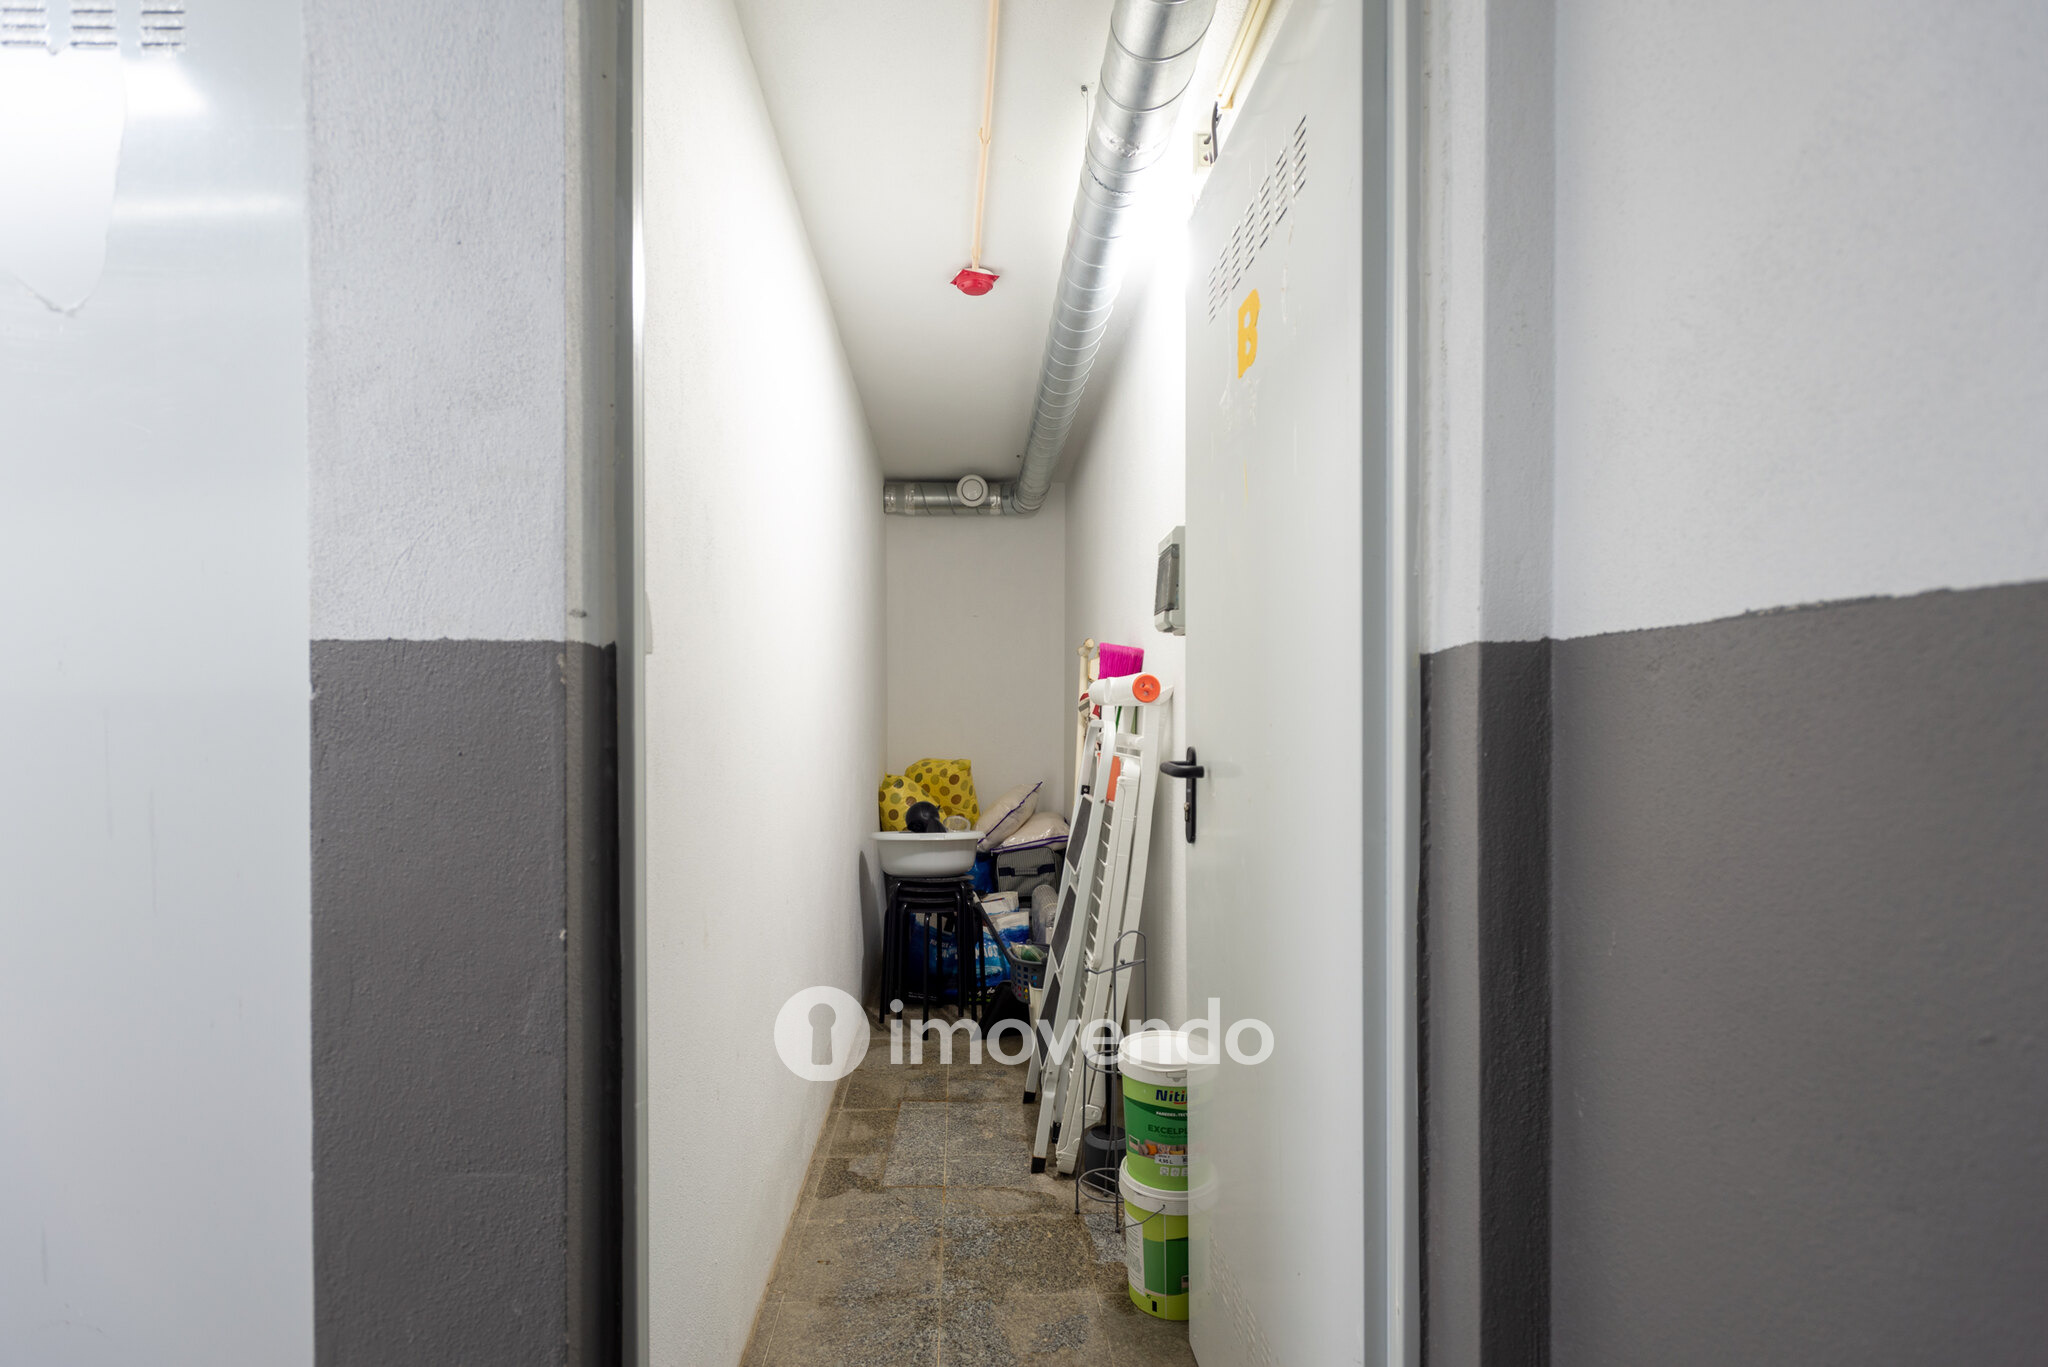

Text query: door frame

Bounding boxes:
[615,0,648,1361]
[610,0,1421,1361]
[1385,0,1422,1361]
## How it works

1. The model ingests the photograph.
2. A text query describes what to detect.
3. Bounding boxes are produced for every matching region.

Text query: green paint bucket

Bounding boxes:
[1118,1028,1189,1190]
[1120,1160,1189,1320]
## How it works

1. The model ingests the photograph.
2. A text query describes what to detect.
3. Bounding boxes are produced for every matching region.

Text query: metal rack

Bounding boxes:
[1075,929,1147,1214]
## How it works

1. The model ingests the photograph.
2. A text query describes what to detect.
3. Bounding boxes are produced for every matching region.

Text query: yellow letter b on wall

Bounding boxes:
[1236,289,1261,377]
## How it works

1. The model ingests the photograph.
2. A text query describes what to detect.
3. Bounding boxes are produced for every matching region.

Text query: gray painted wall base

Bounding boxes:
[1422,580,2048,1366]
[313,639,618,1367]
[1421,641,1552,1367]
[1551,581,2048,1364]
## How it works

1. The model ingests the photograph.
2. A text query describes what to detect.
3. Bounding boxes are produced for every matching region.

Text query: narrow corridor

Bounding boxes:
[741,1019,1196,1366]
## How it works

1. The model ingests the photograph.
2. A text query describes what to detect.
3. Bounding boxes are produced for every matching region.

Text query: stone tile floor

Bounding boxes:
[741,1017,1197,1367]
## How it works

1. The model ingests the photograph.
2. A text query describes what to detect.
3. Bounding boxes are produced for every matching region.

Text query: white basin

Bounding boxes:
[872,830,980,878]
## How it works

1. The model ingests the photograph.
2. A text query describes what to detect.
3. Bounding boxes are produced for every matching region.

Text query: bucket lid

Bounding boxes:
[1117,1028,1191,1086]
[1119,1159,1189,1216]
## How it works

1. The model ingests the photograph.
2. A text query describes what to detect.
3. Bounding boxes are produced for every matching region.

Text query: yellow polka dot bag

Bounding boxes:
[904,757,978,823]
[877,774,938,831]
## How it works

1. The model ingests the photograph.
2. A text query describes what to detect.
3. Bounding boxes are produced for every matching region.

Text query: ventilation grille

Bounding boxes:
[1206,115,1310,323]
[0,1,188,53]
[1,1,47,48]
[140,0,184,51]
[67,0,114,49]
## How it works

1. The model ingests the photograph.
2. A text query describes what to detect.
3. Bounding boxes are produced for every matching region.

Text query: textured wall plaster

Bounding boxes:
[307,0,571,642]
[1550,0,2048,641]
[1421,0,2048,650]
[640,1,887,1362]
[1417,0,1555,652]
[1548,582,2048,1364]
[312,639,585,1367]
[1061,249,1191,1028]
[885,488,1069,807]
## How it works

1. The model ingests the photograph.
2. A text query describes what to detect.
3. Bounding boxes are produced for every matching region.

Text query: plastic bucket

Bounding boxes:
[1120,1161,1189,1320]
[1118,1028,1190,1190]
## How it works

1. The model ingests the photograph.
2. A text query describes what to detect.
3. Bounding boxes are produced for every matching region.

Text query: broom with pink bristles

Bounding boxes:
[1094,643,1145,679]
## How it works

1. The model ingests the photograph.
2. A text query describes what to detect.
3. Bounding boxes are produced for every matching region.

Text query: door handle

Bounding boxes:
[1159,747,1205,844]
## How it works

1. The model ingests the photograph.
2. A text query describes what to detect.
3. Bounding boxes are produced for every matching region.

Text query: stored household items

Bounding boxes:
[903,757,978,823]
[992,845,1061,898]
[881,873,985,1023]
[1028,884,1056,945]
[998,811,1067,850]
[990,811,1072,898]
[977,896,1048,996]
[1120,1161,1189,1320]
[982,899,1031,945]
[871,830,980,878]
[877,773,938,831]
[1118,1028,1190,1190]
[975,780,1043,850]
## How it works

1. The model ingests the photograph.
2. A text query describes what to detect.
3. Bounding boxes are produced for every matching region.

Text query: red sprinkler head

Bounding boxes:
[951,267,999,296]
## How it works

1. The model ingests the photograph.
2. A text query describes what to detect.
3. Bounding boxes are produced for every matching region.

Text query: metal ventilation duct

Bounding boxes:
[884,0,1217,516]
[881,477,1017,516]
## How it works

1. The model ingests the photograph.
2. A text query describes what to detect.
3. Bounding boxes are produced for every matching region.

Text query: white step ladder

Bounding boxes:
[1028,671,1170,1174]
[1021,707,1102,1111]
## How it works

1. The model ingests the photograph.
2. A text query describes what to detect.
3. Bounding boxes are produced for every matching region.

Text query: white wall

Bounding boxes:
[1417,0,1555,652]
[308,0,613,647]
[307,0,573,644]
[641,1,886,1363]
[1422,0,2048,649]
[1550,0,2048,640]
[1061,250,1192,1027]
[0,4,313,1361]
[884,491,1069,808]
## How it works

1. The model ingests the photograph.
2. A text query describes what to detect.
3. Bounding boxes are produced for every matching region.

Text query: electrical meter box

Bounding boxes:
[1154,526,1186,635]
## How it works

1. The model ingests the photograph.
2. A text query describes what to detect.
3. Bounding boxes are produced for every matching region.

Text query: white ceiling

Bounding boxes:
[733,0,1202,482]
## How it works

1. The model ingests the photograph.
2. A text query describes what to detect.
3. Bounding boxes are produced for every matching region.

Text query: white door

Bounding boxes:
[0,5,315,1360]
[1183,1,1398,1363]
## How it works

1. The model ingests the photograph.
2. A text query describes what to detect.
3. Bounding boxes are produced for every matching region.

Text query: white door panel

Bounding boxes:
[0,5,314,1362]
[1184,1,1391,1363]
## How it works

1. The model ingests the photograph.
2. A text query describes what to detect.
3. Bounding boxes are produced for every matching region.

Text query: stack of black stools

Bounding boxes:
[881,875,985,1022]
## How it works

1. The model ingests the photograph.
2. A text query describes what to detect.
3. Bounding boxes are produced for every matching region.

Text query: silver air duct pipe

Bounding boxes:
[881,476,1017,516]
[1011,0,1215,512]
[883,0,1217,516]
